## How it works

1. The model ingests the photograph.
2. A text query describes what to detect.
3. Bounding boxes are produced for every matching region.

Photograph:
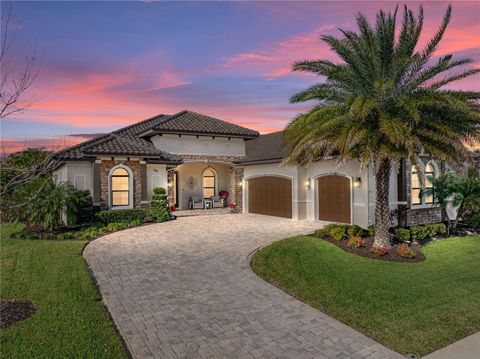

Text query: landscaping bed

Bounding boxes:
[252,234,480,356]
[0,299,36,328]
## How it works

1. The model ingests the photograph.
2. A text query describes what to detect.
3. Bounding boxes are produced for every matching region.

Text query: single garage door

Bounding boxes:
[317,175,351,223]
[248,176,292,218]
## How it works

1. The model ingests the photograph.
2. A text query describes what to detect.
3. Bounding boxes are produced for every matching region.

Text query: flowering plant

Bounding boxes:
[229,203,237,209]
[169,205,176,212]
[370,246,389,256]
[395,245,417,258]
[347,236,365,248]
[219,190,229,199]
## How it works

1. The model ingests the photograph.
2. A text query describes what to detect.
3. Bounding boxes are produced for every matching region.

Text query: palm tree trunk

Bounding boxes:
[373,158,392,248]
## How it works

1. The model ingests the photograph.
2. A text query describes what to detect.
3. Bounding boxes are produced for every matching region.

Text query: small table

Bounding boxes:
[203,199,213,210]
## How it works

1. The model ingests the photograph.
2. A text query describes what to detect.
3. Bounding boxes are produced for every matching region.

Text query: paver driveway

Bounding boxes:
[84,214,402,359]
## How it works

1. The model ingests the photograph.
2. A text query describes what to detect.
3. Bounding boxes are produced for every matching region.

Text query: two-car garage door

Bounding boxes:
[246,175,351,223]
[247,176,292,218]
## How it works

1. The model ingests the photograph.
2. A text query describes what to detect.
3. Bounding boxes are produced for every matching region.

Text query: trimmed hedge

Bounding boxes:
[95,208,148,224]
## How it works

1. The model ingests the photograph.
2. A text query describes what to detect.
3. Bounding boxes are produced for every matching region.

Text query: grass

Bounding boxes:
[0,223,128,358]
[252,235,480,356]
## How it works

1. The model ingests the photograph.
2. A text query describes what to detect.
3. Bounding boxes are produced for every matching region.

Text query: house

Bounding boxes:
[54,110,442,227]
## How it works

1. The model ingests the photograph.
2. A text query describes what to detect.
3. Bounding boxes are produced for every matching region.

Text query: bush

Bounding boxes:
[347,236,364,248]
[432,223,447,235]
[95,208,147,224]
[151,187,169,223]
[129,219,141,227]
[314,227,329,239]
[347,225,365,238]
[395,228,411,242]
[410,225,430,241]
[368,225,376,237]
[106,222,129,232]
[330,226,347,241]
[66,189,94,226]
[395,244,417,258]
[370,246,389,256]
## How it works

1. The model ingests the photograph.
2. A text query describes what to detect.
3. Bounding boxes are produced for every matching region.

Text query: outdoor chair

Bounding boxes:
[191,197,204,209]
[211,195,224,208]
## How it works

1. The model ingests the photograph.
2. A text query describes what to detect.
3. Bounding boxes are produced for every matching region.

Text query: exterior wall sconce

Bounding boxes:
[305,178,311,189]
[353,177,361,188]
[238,180,243,187]
[167,182,173,188]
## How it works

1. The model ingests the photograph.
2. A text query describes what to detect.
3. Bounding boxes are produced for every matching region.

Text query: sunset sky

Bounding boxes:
[1,1,479,153]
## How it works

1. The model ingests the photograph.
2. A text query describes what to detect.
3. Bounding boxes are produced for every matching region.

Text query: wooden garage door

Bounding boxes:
[317,176,351,223]
[248,176,292,218]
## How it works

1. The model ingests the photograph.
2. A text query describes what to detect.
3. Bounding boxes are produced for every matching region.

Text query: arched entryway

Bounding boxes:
[317,175,351,223]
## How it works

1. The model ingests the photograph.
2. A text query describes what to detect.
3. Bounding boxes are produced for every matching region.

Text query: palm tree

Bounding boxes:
[284,5,480,248]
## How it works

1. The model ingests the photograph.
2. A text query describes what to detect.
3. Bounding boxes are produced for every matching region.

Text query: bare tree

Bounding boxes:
[0,2,39,119]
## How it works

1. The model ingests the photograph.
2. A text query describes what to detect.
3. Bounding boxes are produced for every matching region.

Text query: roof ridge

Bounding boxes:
[113,113,168,135]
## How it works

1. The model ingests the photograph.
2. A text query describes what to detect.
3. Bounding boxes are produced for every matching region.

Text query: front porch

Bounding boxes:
[167,159,243,210]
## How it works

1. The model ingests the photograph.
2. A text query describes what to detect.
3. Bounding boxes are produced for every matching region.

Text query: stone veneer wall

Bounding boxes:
[233,167,244,209]
[167,169,175,206]
[405,207,442,226]
[100,160,142,209]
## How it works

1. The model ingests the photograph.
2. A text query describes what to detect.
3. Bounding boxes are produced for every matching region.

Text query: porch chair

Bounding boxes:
[211,195,224,208]
[191,196,204,209]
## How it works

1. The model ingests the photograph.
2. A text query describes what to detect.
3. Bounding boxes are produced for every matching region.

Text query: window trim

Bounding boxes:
[202,167,217,199]
[108,164,133,209]
[411,165,422,205]
[410,160,438,207]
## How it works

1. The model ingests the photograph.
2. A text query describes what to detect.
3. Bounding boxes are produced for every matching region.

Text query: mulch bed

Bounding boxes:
[0,299,36,328]
[320,236,426,263]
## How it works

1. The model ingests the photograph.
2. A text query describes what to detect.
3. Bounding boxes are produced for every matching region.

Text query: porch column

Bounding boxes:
[167,167,175,206]
[93,160,102,208]
[140,161,148,207]
[234,167,244,209]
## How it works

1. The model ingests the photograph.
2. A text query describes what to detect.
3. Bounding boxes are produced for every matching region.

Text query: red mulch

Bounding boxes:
[321,236,426,263]
[0,299,36,328]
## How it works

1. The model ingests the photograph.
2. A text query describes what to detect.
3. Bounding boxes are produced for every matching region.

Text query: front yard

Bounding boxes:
[0,224,127,358]
[252,235,480,357]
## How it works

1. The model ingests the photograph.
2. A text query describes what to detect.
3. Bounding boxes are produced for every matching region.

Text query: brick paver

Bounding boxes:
[84,214,403,359]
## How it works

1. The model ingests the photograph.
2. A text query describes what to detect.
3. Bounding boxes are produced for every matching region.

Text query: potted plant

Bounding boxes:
[229,203,239,214]
[219,190,229,207]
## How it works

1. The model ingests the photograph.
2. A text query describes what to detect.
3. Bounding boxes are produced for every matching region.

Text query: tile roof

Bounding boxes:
[237,131,290,165]
[55,114,182,163]
[147,110,259,138]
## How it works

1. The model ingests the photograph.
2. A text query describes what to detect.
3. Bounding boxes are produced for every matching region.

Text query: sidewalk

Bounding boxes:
[423,332,480,359]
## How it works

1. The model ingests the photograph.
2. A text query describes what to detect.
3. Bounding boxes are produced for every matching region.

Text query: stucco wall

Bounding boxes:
[306,159,370,228]
[175,162,232,209]
[53,161,94,194]
[151,134,245,156]
[146,164,168,201]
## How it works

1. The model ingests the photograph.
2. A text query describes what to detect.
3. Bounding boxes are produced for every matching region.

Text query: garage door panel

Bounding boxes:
[248,176,292,218]
[317,176,351,223]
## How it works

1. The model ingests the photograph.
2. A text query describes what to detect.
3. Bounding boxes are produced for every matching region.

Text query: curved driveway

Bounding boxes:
[84,214,402,359]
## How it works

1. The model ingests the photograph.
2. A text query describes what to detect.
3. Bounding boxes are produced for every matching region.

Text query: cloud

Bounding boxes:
[1,135,90,154]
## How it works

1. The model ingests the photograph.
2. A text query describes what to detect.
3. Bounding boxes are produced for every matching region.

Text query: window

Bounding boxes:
[202,168,216,198]
[411,166,421,205]
[424,163,435,204]
[111,167,130,206]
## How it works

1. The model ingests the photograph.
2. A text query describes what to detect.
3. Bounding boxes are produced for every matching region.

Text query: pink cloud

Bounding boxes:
[1,135,90,154]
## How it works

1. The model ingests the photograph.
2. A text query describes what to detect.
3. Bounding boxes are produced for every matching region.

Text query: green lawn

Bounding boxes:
[252,235,480,356]
[0,224,127,358]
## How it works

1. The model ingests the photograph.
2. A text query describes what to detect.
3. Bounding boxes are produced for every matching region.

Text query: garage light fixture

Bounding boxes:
[353,177,361,188]
[305,178,311,189]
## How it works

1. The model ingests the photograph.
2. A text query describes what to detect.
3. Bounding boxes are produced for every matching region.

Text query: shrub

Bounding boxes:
[106,222,129,232]
[314,228,329,239]
[151,187,169,222]
[395,228,411,242]
[129,219,141,227]
[347,236,364,248]
[95,208,147,224]
[370,246,389,256]
[66,189,94,226]
[410,225,430,241]
[330,226,347,241]
[395,244,417,258]
[432,223,447,235]
[347,225,365,238]
[367,225,376,237]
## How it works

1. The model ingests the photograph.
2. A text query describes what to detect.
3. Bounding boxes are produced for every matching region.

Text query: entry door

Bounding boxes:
[317,176,351,223]
[248,176,292,218]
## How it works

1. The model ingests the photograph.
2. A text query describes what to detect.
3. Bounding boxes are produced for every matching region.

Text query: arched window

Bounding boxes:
[424,163,435,204]
[202,168,216,198]
[111,167,130,207]
[411,165,421,205]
